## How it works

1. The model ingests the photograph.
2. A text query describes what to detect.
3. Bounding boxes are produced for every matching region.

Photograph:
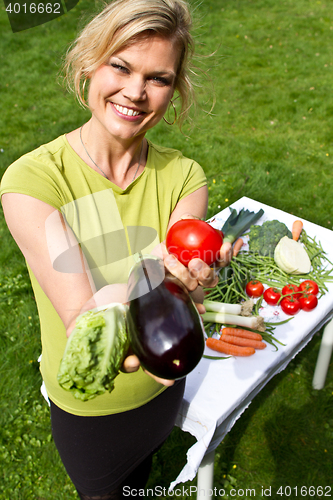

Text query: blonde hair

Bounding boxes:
[64,0,195,125]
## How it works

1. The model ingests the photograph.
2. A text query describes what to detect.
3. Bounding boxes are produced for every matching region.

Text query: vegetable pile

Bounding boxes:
[203,207,333,358]
[57,207,333,392]
[57,304,129,401]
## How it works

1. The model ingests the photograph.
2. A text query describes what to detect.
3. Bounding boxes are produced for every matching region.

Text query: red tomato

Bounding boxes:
[299,280,319,296]
[263,287,281,305]
[166,219,223,266]
[245,280,264,298]
[282,284,301,297]
[280,297,301,315]
[299,293,318,312]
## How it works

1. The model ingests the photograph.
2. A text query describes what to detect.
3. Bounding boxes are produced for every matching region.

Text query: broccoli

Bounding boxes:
[248,220,292,257]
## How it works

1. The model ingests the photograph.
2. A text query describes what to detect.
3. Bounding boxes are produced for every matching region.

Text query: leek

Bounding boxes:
[203,299,254,316]
[221,207,265,244]
[202,311,266,332]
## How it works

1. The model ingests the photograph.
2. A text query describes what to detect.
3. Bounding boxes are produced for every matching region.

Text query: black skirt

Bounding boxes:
[50,378,186,497]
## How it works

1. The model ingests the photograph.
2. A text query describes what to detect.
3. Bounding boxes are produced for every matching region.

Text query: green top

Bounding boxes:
[0,134,207,416]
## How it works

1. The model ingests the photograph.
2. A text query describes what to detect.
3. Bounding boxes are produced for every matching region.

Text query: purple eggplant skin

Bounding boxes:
[127,257,205,380]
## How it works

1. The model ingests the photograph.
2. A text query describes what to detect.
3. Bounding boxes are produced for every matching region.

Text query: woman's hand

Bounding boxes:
[122,352,175,386]
[215,240,233,269]
[164,251,218,290]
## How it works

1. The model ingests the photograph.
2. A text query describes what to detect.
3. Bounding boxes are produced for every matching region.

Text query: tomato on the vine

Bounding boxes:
[281,284,301,297]
[245,280,264,298]
[263,287,281,306]
[299,280,319,296]
[280,297,301,315]
[299,293,318,312]
[166,219,223,267]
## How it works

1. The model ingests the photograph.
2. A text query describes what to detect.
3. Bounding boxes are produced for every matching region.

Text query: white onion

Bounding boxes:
[274,236,311,274]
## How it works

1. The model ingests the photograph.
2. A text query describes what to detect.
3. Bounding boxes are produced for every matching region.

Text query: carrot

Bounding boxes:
[292,220,303,241]
[232,238,244,257]
[221,327,263,342]
[206,337,255,357]
[221,333,267,350]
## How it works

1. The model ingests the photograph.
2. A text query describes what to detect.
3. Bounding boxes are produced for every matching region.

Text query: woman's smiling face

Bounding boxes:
[87,35,180,141]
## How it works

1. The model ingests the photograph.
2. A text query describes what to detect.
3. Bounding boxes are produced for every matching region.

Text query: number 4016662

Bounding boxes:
[5,2,61,14]
[276,485,331,496]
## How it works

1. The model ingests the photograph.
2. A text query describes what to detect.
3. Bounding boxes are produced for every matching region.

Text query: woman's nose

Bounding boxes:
[123,76,146,102]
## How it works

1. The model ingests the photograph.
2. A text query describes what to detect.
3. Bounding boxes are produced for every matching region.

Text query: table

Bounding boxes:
[170,196,333,494]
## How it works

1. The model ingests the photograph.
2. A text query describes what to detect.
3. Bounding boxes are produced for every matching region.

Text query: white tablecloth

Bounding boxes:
[170,197,333,489]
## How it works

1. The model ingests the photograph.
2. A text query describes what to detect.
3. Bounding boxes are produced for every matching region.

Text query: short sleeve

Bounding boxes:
[178,158,207,201]
[1,151,65,210]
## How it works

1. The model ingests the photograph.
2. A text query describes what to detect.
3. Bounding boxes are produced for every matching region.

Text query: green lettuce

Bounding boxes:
[57,303,130,401]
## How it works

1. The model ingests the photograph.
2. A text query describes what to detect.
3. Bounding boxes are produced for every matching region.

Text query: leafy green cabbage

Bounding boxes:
[57,303,129,401]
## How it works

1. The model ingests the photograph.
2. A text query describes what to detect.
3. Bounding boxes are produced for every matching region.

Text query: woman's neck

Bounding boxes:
[67,120,147,189]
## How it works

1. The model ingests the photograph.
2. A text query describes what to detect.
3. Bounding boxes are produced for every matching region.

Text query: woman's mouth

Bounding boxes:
[112,103,143,118]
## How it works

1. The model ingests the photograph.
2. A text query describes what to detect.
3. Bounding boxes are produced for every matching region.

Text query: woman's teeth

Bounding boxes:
[114,104,141,117]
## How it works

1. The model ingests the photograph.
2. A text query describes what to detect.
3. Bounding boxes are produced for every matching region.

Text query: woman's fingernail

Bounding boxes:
[192,261,204,271]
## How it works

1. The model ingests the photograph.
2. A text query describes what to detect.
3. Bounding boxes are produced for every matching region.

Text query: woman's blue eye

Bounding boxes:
[152,76,171,85]
[111,63,129,73]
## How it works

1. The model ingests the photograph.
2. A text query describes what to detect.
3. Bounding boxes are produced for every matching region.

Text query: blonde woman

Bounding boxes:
[1,0,231,498]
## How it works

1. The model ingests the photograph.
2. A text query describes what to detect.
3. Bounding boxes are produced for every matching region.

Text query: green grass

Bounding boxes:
[1,0,333,498]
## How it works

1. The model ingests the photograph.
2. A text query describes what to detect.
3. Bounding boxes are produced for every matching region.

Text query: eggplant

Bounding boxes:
[127,256,205,380]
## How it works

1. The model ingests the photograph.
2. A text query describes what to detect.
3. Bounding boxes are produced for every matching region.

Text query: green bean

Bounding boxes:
[204,322,213,337]
[203,355,231,360]
[204,290,221,301]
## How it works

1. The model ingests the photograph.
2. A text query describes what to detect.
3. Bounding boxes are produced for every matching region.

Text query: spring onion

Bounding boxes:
[201,311,266,332]
[203,299,254,316]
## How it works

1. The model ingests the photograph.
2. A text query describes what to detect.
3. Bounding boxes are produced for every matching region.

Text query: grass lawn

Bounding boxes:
[1,0,333,498]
